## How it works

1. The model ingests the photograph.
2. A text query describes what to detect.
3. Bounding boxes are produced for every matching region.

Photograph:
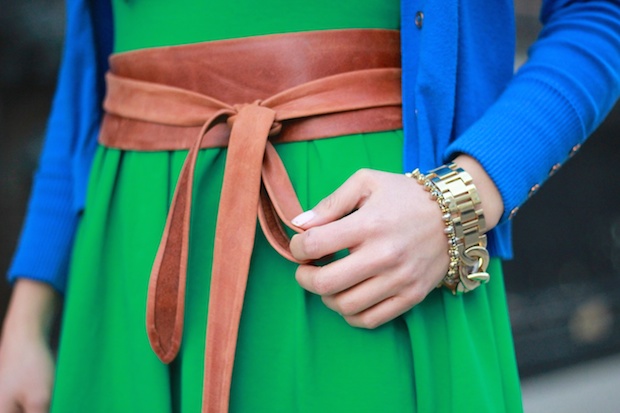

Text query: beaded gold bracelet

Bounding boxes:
[406,163,490,294]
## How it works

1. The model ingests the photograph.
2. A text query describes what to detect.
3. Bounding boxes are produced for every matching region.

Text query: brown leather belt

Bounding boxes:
[99,29,402,413]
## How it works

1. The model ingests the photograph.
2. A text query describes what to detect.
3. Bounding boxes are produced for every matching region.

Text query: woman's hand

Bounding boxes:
[0,279,59,413]
[289,155,503,329]
[0,330,55,413]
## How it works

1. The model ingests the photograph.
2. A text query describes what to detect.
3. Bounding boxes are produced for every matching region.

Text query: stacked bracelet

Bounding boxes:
[406,163,490,294]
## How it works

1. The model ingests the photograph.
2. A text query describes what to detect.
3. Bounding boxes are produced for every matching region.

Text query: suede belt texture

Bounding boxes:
[99,29,402,413]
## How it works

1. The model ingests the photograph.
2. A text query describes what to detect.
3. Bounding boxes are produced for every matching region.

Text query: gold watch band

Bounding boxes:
[408,163,490,294]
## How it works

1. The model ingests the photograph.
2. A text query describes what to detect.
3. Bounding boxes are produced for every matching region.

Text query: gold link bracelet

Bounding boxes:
[406,163,490,294]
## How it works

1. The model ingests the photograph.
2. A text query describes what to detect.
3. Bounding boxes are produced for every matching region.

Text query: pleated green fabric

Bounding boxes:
[51,1,523,411]
[52,134,522,413]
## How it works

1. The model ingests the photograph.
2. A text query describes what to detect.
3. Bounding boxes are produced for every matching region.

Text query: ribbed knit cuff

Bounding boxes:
[445,75,585,224]
[7,168,78,294]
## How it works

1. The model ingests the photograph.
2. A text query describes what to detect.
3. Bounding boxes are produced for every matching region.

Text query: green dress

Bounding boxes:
[51,1,523,412]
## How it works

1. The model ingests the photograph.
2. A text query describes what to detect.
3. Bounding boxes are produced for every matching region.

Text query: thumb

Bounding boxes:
[291,169,372,229]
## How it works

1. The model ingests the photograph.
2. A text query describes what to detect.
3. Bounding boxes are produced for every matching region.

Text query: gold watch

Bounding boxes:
[408,163,490,294]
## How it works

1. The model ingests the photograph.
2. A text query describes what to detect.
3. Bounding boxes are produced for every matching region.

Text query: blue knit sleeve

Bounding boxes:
[445,0,620,223]
[7,0,100,293]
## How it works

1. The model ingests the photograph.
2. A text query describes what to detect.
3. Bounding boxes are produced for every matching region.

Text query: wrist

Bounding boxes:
[407,161,492,294]
[1,279,60,342]
[452,154,503,231]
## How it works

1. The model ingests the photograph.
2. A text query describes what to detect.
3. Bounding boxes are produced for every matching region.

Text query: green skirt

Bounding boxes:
[51,130,523,412]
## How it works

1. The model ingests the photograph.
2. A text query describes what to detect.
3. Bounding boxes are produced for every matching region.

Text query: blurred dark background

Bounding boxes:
[1,0,619,380]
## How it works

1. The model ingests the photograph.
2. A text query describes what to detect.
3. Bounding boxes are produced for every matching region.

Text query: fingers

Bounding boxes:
[305,263,430,329]
[289,212,365,261]
[296,249,432,330]
[327,272,430,330]
[343,295,416,330]
[320,273,403,316]
[306,267,428,330]
[291,169,375,229]
[295,252,378,296]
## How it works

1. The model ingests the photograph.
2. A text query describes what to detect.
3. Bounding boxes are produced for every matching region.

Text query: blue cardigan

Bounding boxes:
[8,0,620,292]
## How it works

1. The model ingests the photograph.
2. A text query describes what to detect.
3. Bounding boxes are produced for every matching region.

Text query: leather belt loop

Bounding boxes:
[146,110,233,363]
[99,29,403,413]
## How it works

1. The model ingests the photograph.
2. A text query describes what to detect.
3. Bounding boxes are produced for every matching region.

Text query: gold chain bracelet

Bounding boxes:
[406,163,490,294]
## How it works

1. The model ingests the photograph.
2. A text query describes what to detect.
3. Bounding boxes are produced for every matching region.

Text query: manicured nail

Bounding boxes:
[292,210,316,227]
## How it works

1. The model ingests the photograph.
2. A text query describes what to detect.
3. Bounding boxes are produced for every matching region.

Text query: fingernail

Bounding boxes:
[292,210,316,227]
